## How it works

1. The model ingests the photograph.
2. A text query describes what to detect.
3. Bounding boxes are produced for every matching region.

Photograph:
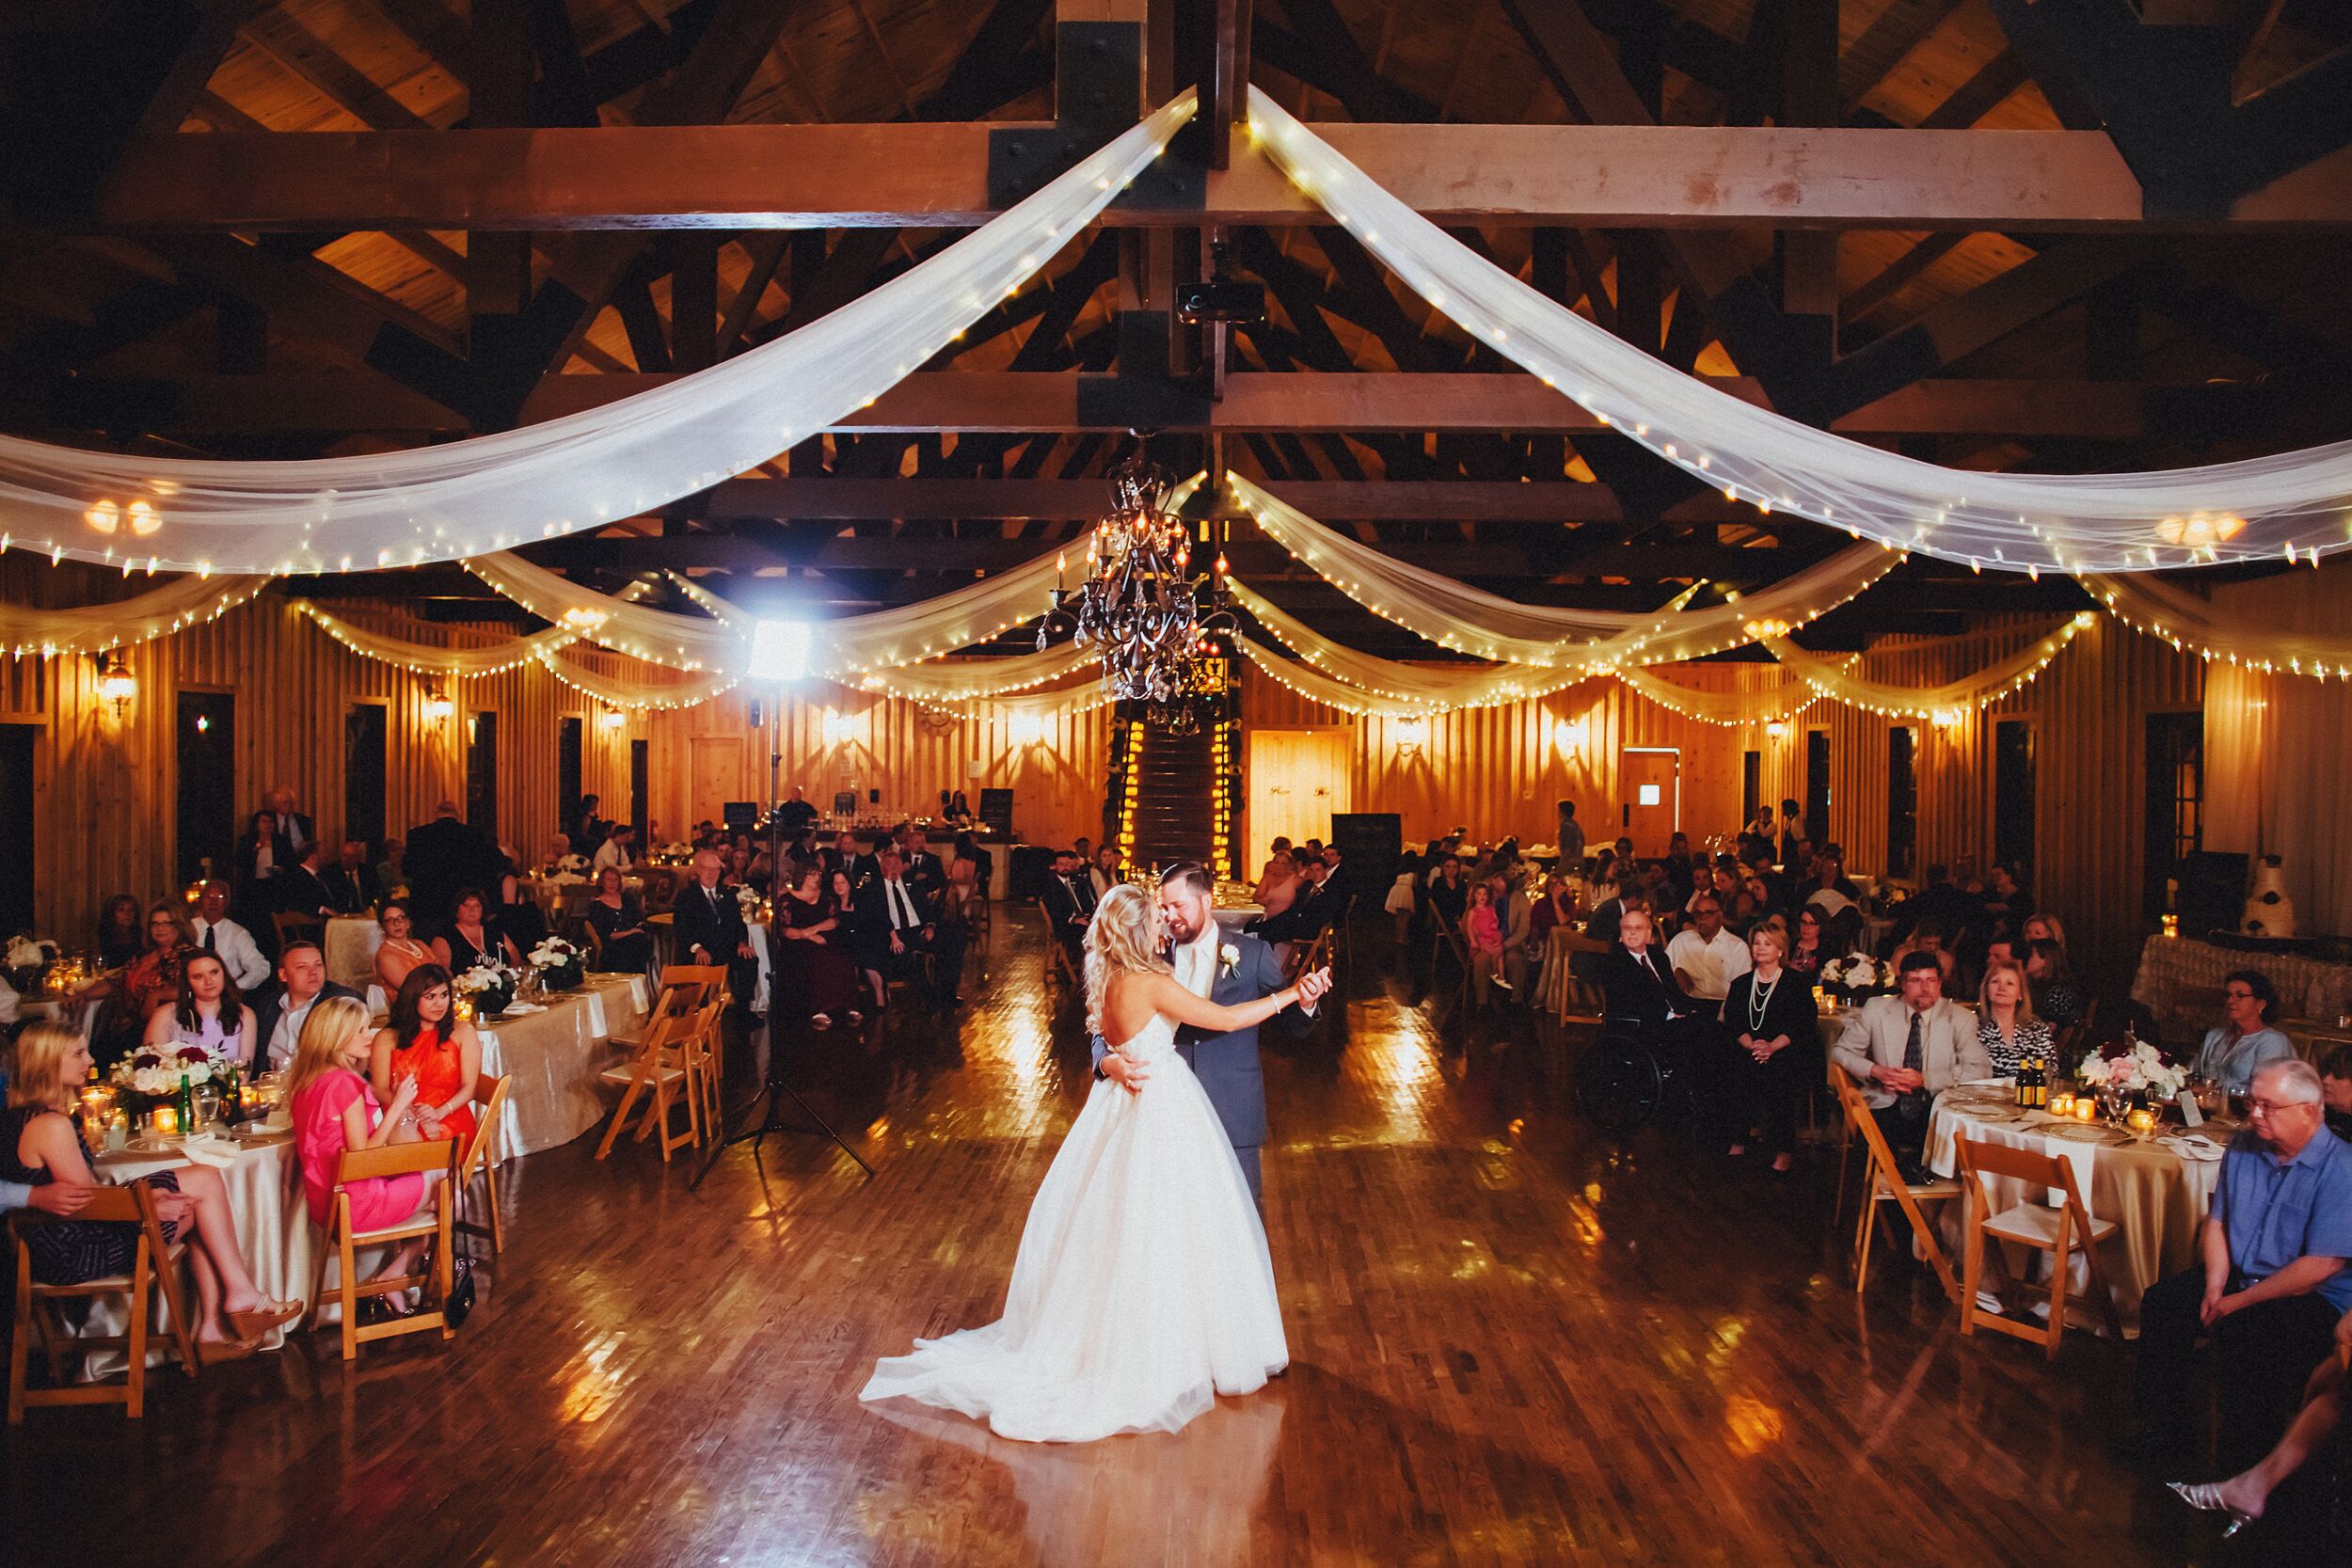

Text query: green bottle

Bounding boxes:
[177,1070,194,1133]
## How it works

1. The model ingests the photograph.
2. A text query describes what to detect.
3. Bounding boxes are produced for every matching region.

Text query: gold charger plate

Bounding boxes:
[2048,1121,2123,1144]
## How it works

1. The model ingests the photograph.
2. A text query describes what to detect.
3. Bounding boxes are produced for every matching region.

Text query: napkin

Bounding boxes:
[177,1133,241,1169]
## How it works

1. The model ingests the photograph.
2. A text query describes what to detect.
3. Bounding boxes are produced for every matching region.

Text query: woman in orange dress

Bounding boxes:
[368,964,481,1149]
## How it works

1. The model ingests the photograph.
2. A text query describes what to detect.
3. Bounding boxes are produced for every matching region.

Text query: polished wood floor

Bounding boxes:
[6,917,2247,1566]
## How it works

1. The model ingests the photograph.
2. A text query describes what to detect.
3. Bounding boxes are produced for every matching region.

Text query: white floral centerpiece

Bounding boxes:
[735,883,770,922]
[654,841,691,864]
[114,1040,227,1098]
[453,960,517,1020]
[1818,951,1895,1000]
[544,852,592,885]
[2078,1041,2187,1101]
[6,934,58,990]
[529,935,585,991]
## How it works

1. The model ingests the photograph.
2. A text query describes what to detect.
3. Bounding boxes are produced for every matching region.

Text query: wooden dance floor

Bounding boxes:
[10,918,2198,1566]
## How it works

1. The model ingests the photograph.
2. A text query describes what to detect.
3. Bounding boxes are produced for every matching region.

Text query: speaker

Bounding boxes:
[2178,850,2248,939]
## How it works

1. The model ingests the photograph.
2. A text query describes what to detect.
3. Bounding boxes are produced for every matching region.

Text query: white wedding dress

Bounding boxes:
[860,1008,1289,1442]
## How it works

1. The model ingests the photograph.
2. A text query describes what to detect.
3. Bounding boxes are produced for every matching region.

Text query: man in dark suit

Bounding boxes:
[1041,849,1096,964]
[1092,863,1330,1202]
[268,786,317,864]
[275,841,341,924]
[855,847,963,1007]
[251,941,361,1073]
[404,800,498,927]
[1257,858,1332,945]
[903,828,947,900]
[1597,904,1716,1068]
[672,848,757,1003]
[324,840,382,914]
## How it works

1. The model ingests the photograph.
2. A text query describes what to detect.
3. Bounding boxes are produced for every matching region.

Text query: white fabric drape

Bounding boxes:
[1243,87,2352,576]
[292,600,577,675]
[0,571,264,656]
[1228,577,1583,707]
[850,640,1095,705]
[466,553,740,670]
[2088,569,2352,678]
[0,94,1198,576]
[1762,614,2094,717]
[1617,667,1820,726]
[534,643,742,710]
[1229,474,1898,667]
[1232,636,1452,717]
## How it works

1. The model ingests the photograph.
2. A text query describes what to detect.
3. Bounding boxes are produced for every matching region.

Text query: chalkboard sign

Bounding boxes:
[1329,813,1402,909]
[979,787,1014,834]
[723,800,758,832]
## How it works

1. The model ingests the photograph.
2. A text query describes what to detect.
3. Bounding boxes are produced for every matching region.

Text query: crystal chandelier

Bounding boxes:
[1039,442,1235,703]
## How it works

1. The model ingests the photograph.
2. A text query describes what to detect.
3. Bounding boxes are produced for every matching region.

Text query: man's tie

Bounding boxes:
[1903,1009,1925,1077]
[201,925,216,954]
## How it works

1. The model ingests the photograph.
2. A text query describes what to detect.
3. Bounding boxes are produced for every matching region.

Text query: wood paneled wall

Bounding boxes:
[1238,615,2201,990]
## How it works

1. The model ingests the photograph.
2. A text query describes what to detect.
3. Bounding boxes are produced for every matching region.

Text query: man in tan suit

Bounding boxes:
[1834,949,1989,1178]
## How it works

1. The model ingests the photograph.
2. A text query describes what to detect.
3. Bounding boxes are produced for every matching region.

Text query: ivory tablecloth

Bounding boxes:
[474,973,648,1159]
[2132,934,2352,1043]
[325,915,381,993]
[1927,1096,2227,1331]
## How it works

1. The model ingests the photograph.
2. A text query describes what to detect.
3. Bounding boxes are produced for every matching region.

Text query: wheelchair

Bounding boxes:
[1576,1014,1706,1137]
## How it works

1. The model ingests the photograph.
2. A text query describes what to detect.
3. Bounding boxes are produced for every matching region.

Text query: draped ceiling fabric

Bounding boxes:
[0,571,265,656]
[1228,475,1899,667]
[1242,87,2352,577]
[0,94,1199,577]
[293,600,577,675]
[1762,613,2097,718]
[536,643,743,710]
[1616,667,1821,726]
[466,553,741,670]
[850,640,1096,705]
[1228,577,1584,708]
[2088,569,2352,677]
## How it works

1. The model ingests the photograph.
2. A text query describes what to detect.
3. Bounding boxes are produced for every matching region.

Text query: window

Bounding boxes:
[558,716,583,840]
[1804,730,1831,846]
[467,709,499,841]
[343,703,386,849]
[1741,750,1760,826]
[629,738,649,839]
[0,724,36,935]
[1994,719,2036,875]
[2144,711,2203,920]
[176,691,236,884]
[1637,783,1661,807]
[1886,726,1917,880]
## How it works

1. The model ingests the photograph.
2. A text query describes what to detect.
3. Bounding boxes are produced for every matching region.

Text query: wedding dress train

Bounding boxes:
[860,1009,1288,1442]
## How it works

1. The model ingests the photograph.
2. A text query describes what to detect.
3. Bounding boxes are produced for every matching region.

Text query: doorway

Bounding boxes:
[176,690,236,884]
[1804,730,1832,846]
[1886,726,1917,880]
[1246,728,1353,864]
[2143,711,2202,921]
[0,724,36,935]
[690,735,747,828]
[558,716,582,842]
[343,702,386,850]
[467,709,499,841]
[1619,747,1679,857]
[630,739,649,839]
[1994,718,2037,875]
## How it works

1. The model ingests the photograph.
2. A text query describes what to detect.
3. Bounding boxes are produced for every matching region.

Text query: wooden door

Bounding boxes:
[1247,728,1353,864]
[689,735,746,828]
[1619,748,1680,857]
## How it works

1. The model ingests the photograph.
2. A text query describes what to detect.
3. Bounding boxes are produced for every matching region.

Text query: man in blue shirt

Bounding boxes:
[2129,1059,2352,1468]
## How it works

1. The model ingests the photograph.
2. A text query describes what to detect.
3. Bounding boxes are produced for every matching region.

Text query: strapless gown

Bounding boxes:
[860,1010,1288,1442]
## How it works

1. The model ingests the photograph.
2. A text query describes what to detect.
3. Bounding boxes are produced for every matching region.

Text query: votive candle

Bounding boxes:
[151,1104,181,1136]
[2048,1091,2076,1118]
[2127,1107,2157,1135]
[2073,1099,2097,1122]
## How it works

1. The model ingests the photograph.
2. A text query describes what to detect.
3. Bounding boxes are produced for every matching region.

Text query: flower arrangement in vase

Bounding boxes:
[453,960,516,1021]
[6,933,58,993]
[2078,1038,2186,1123]
[1818,952,1896,1002]
[528,936,585,992]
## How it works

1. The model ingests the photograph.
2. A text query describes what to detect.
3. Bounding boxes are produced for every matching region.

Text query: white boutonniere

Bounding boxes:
[1217,942,1241,978]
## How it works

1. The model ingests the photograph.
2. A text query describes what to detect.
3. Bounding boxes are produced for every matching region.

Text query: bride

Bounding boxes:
[861,883,1323,1443]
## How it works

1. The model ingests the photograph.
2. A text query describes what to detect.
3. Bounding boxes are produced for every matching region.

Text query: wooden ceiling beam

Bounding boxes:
[94,122,2352,232]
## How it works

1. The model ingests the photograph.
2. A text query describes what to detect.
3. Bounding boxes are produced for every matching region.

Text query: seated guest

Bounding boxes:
[1073,834,1093,867]
[1887,862,1974,952]
[674,848,758,1002]
[774,863,861,1029]
[1086,842,1120,905]
[1256,857,1333,946]
[591,822,638,877]
[2022,938,2084,1030]
[2130,1059,2352,1471]
[433,888,521,975]
[326,839,382,914]
[3,1022,301,1354]
[855,847,964,1009]
[1255,852,1302,922]
[2170,1307,2352,1535]
[1526,873,1577,959]
[820,831,864,886]
[1833,950,1990,1179]
[1724,923,1819,1172]
[1891,923,1958,989]
[275,840,341,924]
[492,851,549,953]
[1976,958,2052,1078]
[2322,1046,2352,1143]
[1255,837,1295,900]
[187,879,270,991]
[287,995,445,1306]
[945,832,982,924]
[903,830,949,899]
[1598,906,1711,1060]
[373,839,405,902]
[368,966,482,1149]
[1463,882,1509,1006]
[2194,971,2296,1094]
[2022,912,2067,952]
[1042,849,1096,964]
[584,865,654,974]
[1667,895,1751,1008]
[82,902,192,1064]
[142,950,257,1069]
[374,900,433,993]
[93,893,144,970]
[1786,903,1831,981]
[254,941,359,1074]
[1979,863,2031,944]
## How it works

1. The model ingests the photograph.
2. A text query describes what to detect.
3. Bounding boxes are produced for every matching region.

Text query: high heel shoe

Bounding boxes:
[225,1300,305,1340]
[2168,1481,2256,1538]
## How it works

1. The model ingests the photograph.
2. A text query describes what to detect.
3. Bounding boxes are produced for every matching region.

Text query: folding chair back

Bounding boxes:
[457,1072,512,1253]
[1834,1072,1963,1303]
[659,963,730,1009]
[1955,1133,2122,1355]
[273,911,326,950]
[1036,899,1081,985]
[596,984,703,1161]
[8,1183,196,1422]
[305,1138,457,1360]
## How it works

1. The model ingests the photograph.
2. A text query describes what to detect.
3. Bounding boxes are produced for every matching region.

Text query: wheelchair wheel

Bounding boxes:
[1578,1031,1663,1135]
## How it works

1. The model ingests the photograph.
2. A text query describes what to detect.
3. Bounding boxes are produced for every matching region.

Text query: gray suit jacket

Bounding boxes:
[1089,932,1310,1152]
[1833,995,1989,1109]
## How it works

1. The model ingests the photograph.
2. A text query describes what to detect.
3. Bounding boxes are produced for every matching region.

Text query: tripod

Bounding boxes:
[692,1031,875,1189]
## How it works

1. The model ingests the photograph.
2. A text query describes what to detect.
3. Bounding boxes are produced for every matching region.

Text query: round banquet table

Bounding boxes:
[1926,1090,2230,1332]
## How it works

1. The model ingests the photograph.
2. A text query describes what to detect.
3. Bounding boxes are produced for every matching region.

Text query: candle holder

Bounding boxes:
[2161,913,2179,938]
[2048,1090,2076,1118]
[2127,1107,2157,1137]
[151,1103,182,1137]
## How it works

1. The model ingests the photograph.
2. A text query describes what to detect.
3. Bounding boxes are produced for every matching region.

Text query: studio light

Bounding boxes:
[748,619,813,683]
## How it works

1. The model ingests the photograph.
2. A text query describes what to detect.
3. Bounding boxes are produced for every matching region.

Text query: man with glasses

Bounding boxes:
[2194,970,2296,1094]
[1666,896,1750,1006]
[2127,1059,2352,1469]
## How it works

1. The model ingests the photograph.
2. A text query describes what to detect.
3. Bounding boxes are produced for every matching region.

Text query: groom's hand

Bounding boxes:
[1101,1053,1149,1095]
[1295,968,1332,1010]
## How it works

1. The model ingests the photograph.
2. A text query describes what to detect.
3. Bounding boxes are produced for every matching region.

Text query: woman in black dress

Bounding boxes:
[431,888,519,974]
[94,893,144,970]
[775,863,860,1029]
[584,865,654,973]
[1722,922,1820,1173]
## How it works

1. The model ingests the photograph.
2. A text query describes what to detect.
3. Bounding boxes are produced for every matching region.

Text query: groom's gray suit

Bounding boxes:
[1090,930,1312,1202]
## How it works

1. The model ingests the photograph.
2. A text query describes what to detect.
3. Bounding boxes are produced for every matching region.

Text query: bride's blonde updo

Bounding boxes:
[1084,883,1172,1037]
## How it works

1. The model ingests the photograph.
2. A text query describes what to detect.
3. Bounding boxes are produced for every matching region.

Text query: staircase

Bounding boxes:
[1122,713,1218,874]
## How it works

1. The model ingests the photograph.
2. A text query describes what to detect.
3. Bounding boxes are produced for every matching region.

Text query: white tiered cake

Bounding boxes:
[2242,855,2296,939]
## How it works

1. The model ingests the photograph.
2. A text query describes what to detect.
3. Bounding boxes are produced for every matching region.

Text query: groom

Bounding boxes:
[1093,862,1330,1201]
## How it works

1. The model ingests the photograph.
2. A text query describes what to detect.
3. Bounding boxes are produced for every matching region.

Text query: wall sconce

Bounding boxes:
[1393,715,1428,754]
[423,689,455,722]
[598,708,627,730]
[1764,720,1788,739]
[95,653,135,718]
[1551,716,1588,755]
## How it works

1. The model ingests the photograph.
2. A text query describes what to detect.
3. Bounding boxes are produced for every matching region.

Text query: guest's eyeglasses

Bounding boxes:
[2247,1097,2309,1117]
[2225,988,2257,1001]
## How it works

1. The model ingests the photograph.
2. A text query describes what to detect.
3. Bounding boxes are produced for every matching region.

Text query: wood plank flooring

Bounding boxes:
[5,917,2236,1566]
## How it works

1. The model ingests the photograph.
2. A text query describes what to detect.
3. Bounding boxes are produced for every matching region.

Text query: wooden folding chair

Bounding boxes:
[1284,927,1333,986]
[455,1073,512,1255]
[577,919,605,970]
[1551,932,1612,1029]
[1834,1072,1963,1303]
[1036,899,1081,985]
[305,1138,458,1361]
[272,911,326,951]
[596,985,703,1161]
[681,994,728,1135]
[1956,1134,2123,1357]
[9,1184,199,1422]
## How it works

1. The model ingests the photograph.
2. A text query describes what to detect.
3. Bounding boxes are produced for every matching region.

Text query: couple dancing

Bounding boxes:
[861,863,1331,1443]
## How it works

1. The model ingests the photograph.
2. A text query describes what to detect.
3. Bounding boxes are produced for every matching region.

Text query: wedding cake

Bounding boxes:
[2242,855,2296,939]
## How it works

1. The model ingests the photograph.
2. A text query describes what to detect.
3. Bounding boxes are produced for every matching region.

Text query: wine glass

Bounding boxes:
[191,1080,223,1130]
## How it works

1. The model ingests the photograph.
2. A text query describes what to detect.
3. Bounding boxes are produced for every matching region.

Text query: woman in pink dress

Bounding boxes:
[286,996,442,1303]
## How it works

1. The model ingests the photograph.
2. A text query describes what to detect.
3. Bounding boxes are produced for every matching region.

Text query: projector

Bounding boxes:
[1175,277,1265,326]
